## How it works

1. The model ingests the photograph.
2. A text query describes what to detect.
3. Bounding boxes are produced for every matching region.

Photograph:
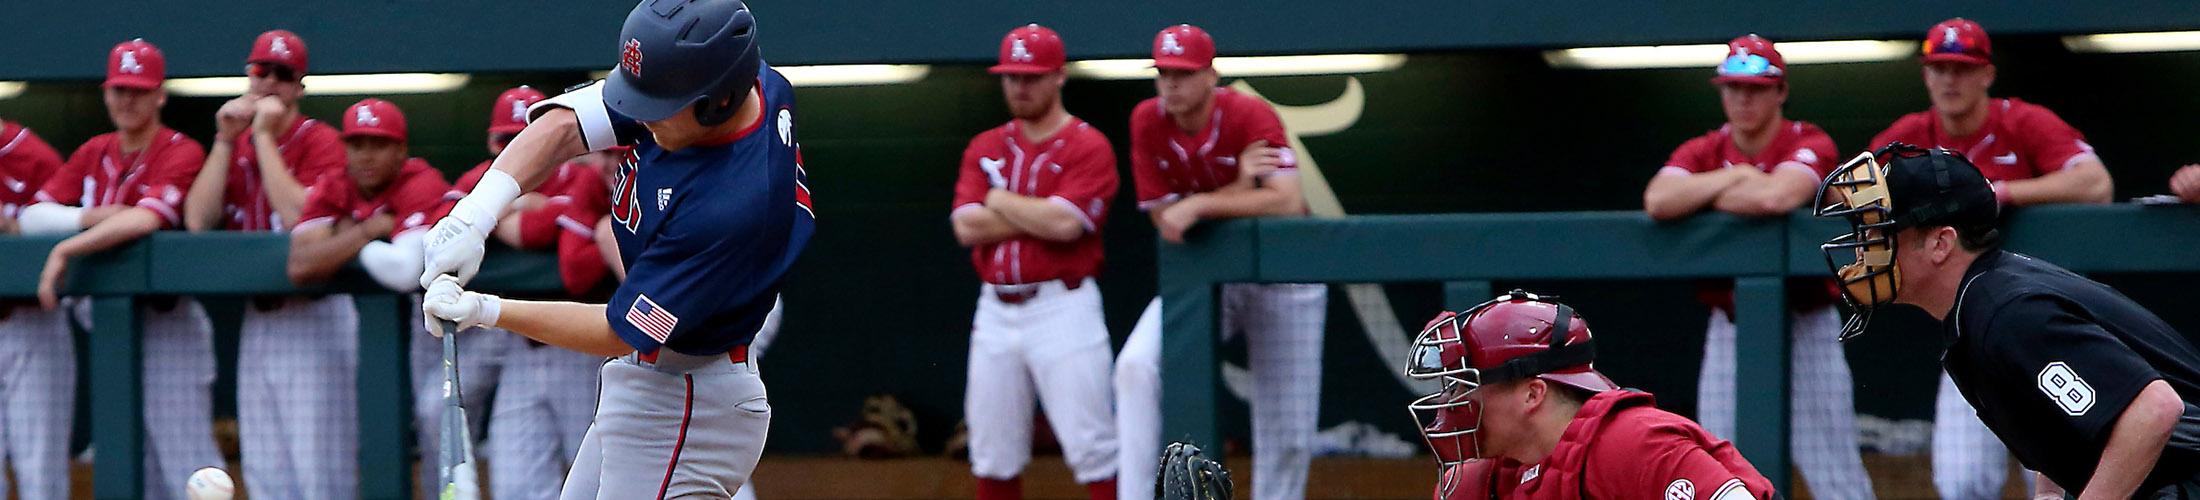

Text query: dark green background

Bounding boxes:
[11,33,2200,455]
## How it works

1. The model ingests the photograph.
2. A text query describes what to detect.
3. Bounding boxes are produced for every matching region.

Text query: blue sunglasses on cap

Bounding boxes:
[1718,53,1782,78]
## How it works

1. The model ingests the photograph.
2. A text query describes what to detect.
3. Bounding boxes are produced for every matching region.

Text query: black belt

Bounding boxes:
[993,278,1082,305]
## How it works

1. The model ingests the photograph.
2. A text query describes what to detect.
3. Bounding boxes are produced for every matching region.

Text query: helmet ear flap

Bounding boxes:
[692,93,738,126]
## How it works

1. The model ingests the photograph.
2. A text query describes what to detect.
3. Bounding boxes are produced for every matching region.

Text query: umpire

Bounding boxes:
[1815,143,2200,498]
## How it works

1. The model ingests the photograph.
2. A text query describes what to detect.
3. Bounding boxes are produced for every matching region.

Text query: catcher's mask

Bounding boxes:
[1405,289,1611,496]
[1813,142,1998,341]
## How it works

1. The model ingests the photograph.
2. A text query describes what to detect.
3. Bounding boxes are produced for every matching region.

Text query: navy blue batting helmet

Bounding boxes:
[605,0,762,125]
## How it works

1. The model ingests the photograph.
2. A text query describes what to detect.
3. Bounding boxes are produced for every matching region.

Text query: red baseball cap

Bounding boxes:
[248,29,309,74]
[1922,18,1992,65]
[104,39,166,90]
[342,99,407,142]
[489,86,547,135]
[989,24,1066,75]
[1711,34,1786,86]
[1152,24,1216,71]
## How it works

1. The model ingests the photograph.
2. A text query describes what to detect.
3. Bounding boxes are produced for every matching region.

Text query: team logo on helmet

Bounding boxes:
[509,99,528,123]
[119,51,143,74]
[1161,33,1184,55]
[621,38,645,77]
[270,36,292,59]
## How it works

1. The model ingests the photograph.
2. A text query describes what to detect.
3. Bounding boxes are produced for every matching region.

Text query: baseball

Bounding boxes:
[185,467,235,500]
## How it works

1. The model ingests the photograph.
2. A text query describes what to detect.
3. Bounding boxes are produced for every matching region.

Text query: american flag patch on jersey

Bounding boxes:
[626,294,679,343]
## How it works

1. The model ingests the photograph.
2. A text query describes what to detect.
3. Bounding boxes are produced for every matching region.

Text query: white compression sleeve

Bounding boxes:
[361,230,427,292]
[18,202,85,235]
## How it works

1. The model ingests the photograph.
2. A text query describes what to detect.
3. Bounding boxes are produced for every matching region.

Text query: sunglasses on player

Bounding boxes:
[248,63,300,83]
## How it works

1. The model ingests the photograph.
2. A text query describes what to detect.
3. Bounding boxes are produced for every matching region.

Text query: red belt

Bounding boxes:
[638,344,749,364]
[993,278,1083,305]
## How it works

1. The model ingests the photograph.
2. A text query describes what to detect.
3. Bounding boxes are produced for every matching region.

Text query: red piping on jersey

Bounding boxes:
[692,78,769,148]
[656,374,697,499]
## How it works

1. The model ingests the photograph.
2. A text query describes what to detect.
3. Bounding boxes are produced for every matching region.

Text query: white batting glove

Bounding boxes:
[421,170,521,288]
[424,275,501,338]
[978,157,1009,189]
[420,217,486,288]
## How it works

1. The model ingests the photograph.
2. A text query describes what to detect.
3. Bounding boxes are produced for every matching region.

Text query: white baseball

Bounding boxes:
[185,467,235,500]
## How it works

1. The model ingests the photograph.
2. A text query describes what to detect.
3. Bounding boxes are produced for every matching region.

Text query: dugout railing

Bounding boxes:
[1157,204,2200,496]
[0,232,563,499]
[4,204,2196,498]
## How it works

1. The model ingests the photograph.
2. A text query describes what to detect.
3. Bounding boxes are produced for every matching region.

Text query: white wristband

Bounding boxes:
[476,293,502,328]
[455,170,522,238]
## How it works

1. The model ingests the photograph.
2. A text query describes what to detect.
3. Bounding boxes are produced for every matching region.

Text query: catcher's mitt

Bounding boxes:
[1157,441,1233,500]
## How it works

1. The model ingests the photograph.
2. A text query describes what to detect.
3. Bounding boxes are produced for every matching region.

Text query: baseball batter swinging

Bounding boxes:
[420,0,813,498]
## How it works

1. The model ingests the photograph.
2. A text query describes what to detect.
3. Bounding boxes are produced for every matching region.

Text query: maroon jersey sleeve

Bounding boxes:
[295,174,351,232]
[2,124,66,217]
[2006,104,2096,176]
[1591,415,1773,500]
[1229,95,1297,170]
[38,136,99,206]
[951,132,993,215]
[388,160,452,238]
[1662,134,1717,175]
[555,203,612,297]
[136,134,207,228]
[1048,128,1119,232]
[1128,101,1175,210]
[1785,127,1840,178]
[1868,113,1928,156]
[293,125,350,189]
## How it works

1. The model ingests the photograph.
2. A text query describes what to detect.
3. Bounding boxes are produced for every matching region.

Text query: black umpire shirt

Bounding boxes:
[1944,250,2200,493]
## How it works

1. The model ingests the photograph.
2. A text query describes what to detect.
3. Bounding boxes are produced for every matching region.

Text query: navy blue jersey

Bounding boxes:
[1944,250,2200,493]
[535,64,814,355]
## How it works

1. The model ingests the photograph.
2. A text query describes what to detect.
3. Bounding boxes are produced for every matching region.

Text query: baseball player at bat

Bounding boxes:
[1816,144,2200,498]
[1115,24,1328,500]
[180,29,363,499]
[16,39,226,500]
[420,0,813,497]
[0,117,70,500]
[950,24,1121,500]
[1867,19,2115,498]
[1406,291,1775,500]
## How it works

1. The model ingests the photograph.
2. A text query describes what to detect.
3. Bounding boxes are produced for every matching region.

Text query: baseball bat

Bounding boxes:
[436,318,478,500]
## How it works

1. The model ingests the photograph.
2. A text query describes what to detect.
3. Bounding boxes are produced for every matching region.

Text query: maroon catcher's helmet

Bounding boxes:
[1405,290,1613,483]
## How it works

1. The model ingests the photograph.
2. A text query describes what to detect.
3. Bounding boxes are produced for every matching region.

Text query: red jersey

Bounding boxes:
[1660,119,1842,313]
[0,121,65,219]
[1129,87,1296,210]
[1869,98,2098,182]
[443,160,613,296]
[296,158,449,239]
[443,160,608,249]
[951,118,1117,286]
[39,128,205,228]
[1506,391,1774,500]
[220,117,348,232]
